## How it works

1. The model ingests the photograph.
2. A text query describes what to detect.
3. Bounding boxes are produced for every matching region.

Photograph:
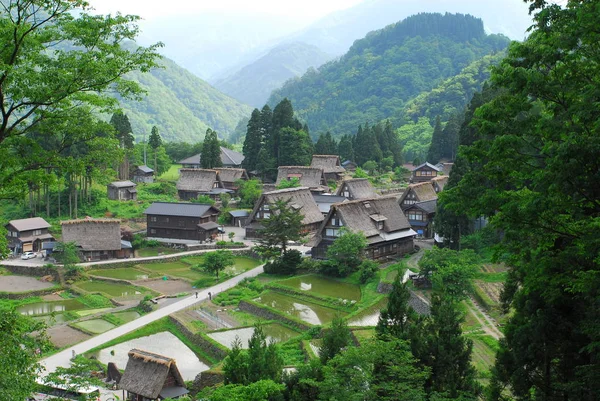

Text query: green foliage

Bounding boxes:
[324,229,368,277]
[220,193,232,208]
[242,109,263,172]
[278,128,313,167]
[314,132,338,155]
[43,355,105,400]
[376,272,417,340]
[78,294,113,309]
[396,117,434,163]
[358,260,379,284]
[191,195,216,205]
[426,116,444,164]
[269,13,509,138]
[276,177,301,190]
[214,278,264,306]
[418,248,479,300]
[256,199,305,257]
[195,250,235,279]
[362,160,378,175]
[237,179,262,208]
[264,249,303,276]
[201,128,223,169]
[319,316,352,364]
[206,379,285,401]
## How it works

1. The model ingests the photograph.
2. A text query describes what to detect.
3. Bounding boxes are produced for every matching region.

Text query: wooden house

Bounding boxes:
[341,160,357,172]
[276,166,328,193]
[335,178,378,200]
[176,169,233,201]
[177,147,244,168]
[144,202,221,242]
[312,194,347,216]
[228,210,250,227]
[119,349,189,400]
[310,155,346,182]
[214,168,249,192]
[245,187,324,239]
[312,196,416,260]
[133,165,154,183]
[5,217,54,254]
[107,181,137,201]
[60,218,132,261]
[410,162,441,183]
[403,199,437,238]
[398,182,438,210]
[431,175,449,193]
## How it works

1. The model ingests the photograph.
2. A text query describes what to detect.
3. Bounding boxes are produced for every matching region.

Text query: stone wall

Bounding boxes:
[3,264,60,280]
[377,282,393,294]
[238,300,312,332]
[0,285,63,300]
[191,371,224,394]
[168,315,228,361]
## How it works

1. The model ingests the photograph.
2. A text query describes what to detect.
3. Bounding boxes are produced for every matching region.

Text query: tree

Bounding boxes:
[247,324,284,384]
[0,306,49,400]
[55,241,83,279]
[276,177,300,190]
[242,109,263,172]
[148,126,163,173]
[237,179,262,208]
[443,2,600,398]
[319,316,352,365]
[201,128,222,169]
[337,134,354,162]
[220,193,232,208]
[44,355,105,401]
[418,248,479,301]
[223,337,248,385]
[0,0,160,199]
[207,380,285,401]
[324,229,367,277]
[110,111,135,180]
[278,128,313,167]
[197,250,234,280]
[256,199,304,257]
[362,160,378,175]
[314,132,337,155]
[376,272,418,340]
[426,115,444,164]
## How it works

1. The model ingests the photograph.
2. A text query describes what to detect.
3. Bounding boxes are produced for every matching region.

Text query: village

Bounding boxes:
[1,150,504,401]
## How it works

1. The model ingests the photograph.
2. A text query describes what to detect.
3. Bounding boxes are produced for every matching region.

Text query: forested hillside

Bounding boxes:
[269,13,510,137]
[119,56,252,143]
[213,42,332,107]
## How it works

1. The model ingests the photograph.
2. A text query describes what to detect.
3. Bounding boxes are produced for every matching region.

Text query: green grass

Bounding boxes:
[77,294,114,308]
[474,271,507,282]
[88,268,158,280]
[75,281,155,298]
[142,261,189,272]
[159,164,181,181]
[279,338,305,366]
[75,308,112,317]
[466,334,498,377]
[136,248,180,257]
[138,257,260,283]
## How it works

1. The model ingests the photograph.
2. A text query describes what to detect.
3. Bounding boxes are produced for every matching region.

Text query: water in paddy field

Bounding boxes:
[33,313,68,326]
[254,292,347,325]
[276,275,361,301]
[348,298,388,327]
[73,319,116,334]
[207,323,300,349]
[90,331,210,380]
[17,299,86,315]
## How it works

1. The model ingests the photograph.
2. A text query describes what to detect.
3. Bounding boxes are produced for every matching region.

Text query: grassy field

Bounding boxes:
[467,334,499,377]
[136,247,180,257]
[87,267,159,280]
[159,164,181,181]
[74,281,155,298]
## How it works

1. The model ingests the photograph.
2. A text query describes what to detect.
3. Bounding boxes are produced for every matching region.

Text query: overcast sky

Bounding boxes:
[88,0,365,20]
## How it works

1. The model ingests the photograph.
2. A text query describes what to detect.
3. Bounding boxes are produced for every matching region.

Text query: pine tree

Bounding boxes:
[148,126,162,173]
[279,128,313,166]
[427,115,444,164]
[440,112,463,161]
[355,123,382,166]
[320,316,352,364]
[338,134,354,161]
[382,120,403,166]
[110,111,135,180]
[242,109,262,171]
[376,272,418,339]
[201,128,222,169]
[314,132,337,155]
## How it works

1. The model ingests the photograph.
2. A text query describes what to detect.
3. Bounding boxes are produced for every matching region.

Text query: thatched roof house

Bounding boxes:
[245,187,324,239]
[310,155,345,181]
[398,181,438,209]
[119,349,188,400]
[312,196,416,260]
[335,178,378,200]
[178,147,244,168]
[431,175,449,192]
[276,166,328,193]
[177,169,232,200]
[61,218,131,260]
[214,168,249,190]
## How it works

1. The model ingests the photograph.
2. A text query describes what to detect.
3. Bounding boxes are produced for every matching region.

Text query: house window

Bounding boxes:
[33,230,42,236]
[178,220,185,227]
[150,229,156,234]
[11,231,17,237]
[363,202,371,208]
[408,212,423,221]
[403,200,416,205]
[150,216,157,222]
[377,221,384,230]
[343,190,350,197]
[164,217,170,223]
[263,212,270,218]
[326,228,340,237]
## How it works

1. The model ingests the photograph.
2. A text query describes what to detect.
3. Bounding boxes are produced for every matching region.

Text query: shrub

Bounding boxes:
[264,250,302,275]
[358,260,379,284]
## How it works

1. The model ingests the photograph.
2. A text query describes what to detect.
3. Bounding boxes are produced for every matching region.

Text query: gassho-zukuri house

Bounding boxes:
[312,196,417,260]
[60,218,133,261]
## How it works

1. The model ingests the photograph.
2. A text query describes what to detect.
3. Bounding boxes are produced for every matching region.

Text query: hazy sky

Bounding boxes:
[88,0,365,20]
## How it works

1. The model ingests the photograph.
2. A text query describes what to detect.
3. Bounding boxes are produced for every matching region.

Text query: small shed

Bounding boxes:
[341,160,358,172]
[229,210,250,227]
[107,181,137,201]
[133,165,155,183]
[119,349,189,400]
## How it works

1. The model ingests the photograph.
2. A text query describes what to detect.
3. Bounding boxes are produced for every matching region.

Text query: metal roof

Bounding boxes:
[7,217,51,232]
[228,210,250,217]
[109,180,136,188]
[144,202,217,217]
[137,165,154,173]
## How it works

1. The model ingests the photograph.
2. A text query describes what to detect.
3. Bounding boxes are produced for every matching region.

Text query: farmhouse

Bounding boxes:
[119,349,189,400]
[107,180,137,201]
[214,168,248,192]
[410,162,441,183]
[178,147,244,168]
[245,187,324,239]
[403,199,437,238]
[312,196,416,260]
[132,165,154,183]
[5,217,54,254]
[335,178,378,200]
[144,202,221,242]
[431,175,449,193]
[60,218,132,261]
[275,166,328,193]
[310,155,346,182]
[176,169,233,201]
[341,160,357,172]
[398,181,438,209]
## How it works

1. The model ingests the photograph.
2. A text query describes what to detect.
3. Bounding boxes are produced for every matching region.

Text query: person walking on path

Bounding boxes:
[195,292,198,298]
[208,291,212,300]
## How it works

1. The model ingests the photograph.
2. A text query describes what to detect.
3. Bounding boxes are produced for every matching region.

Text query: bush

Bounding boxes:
[192,195,215,205]
[297,258,322,272]
[264,250,302,275]
[137,295,154,313]
[358,260,379,284]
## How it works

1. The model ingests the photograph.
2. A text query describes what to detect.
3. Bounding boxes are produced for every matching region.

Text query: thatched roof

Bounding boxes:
[108,180,136,188]
[214,168,248,183]
[60,218,121,251]
[399,182,438,204]
[7,217,51,232]
[321,196,414,244]
[248,187,324,226]
[335,178,378,200]
[431,175,449,192]
[177,169,220,192]
[276,166,326,190]
[310,155,345,174]
[119,349,186,400]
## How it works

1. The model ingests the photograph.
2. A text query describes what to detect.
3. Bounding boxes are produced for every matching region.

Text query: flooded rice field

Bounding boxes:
[254,292,346,325]
[276,275,361,301]
[207,323,299,349]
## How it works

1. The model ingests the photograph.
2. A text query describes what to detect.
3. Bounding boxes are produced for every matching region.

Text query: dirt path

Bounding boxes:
[466,298,503,340]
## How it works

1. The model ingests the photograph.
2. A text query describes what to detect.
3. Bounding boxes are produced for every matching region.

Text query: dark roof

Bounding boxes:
[144,202,218,217]
[413,162,441,172]
[198,221,219,230]
[410,221,429,227]
[7,217,51,232]
[335,178,378,199]
[310,155,345,174]
[229,210,250,217]
[177,147,244,166]
[160,387,189,399]
[119,349,186,400]
[312,194,348,214]
[136,165,154,173]
[407,199,437,214]
[42,241,59,250]
[108,180,136,188]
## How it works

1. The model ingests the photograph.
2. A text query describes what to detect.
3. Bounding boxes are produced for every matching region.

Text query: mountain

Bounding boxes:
[287,0,530,56]
[268,13,511,137]
[118,56,252,143]
[213,42,333,108]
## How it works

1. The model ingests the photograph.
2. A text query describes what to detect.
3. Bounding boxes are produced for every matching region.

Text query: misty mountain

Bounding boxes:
[212,42,333,108]
[118,56,252,143]
[268,13,510,137]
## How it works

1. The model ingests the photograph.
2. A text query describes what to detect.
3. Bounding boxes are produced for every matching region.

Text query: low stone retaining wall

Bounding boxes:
[0,285,63,300]
[238,300,312,332]
[192,371,224,393]
[168,315,228,361]
[3,264,60,280]
[86,275,134,286]
[377,282,393,294]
